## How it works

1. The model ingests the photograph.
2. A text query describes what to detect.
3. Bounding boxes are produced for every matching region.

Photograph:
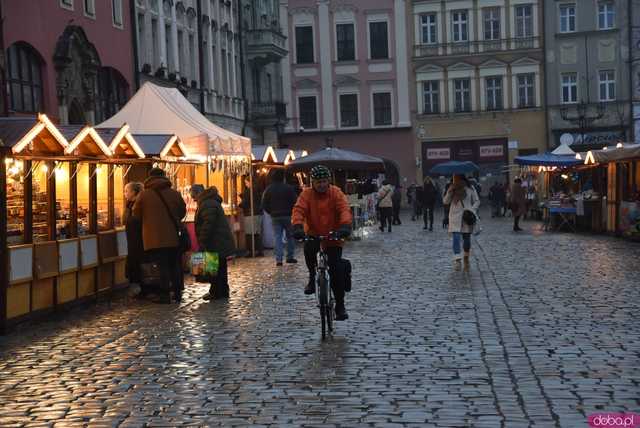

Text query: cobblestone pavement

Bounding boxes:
[0,210,639,427]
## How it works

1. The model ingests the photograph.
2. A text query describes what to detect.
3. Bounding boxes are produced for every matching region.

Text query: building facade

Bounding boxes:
[411,0,547,187]
[240,0,288,145]
[634,0,640,144]
[544,0,632,151]
[2,0,135,125]
[134,0,246,134]
[279,0,414,185]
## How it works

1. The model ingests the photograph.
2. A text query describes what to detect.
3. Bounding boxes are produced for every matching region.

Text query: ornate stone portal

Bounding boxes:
[53,26,101,125]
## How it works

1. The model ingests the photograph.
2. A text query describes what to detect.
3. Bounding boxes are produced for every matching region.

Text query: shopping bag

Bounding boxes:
[190,252,219,277]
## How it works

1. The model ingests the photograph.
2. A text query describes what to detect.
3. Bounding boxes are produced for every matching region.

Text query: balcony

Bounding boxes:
[246,29,288,64]
[250,101,287,126]
[413,36,540,58]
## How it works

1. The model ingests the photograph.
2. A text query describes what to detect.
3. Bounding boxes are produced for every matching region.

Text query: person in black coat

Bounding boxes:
[422,177,438,231]
[124,182,145,296]
[262,169,298,266]
[391,184,402,225]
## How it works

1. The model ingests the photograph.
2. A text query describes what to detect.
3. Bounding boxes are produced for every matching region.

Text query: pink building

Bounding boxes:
[1,0,134,125]
[279,0,414,184]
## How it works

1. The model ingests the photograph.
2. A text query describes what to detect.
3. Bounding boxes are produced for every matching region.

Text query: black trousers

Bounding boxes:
[392,204,401,224]
[304,241,344,307]
[423,204,434,228]
[379,207,393,230]
[209,256,229,297]
[145,247,182,298]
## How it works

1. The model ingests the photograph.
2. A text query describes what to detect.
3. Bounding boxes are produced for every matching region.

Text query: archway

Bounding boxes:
[68,99,85,124]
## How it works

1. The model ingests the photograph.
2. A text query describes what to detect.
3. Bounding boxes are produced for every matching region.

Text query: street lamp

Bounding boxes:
[560,100,606,146]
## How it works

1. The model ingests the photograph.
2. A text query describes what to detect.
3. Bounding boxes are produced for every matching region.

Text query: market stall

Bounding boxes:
[584,144,640,238]
[97,82,253,252]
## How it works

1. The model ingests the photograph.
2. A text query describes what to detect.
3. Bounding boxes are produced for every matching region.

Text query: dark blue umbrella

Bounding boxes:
[429,161,480,175]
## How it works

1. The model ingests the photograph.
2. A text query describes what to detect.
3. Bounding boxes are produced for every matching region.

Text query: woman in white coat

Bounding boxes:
[443,175,480,269]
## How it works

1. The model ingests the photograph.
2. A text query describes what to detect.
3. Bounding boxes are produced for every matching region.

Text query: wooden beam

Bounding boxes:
[89,164,98,234]
[108,164,115,229]
[70,162,78,238]
[24,161,33,244]
[0,153,8,334]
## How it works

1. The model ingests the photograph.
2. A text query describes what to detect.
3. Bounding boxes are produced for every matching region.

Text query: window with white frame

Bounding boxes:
[298,96,318,129]
[454,78,471,112]
[598,2,615,30]
[517,74,535,108]
[112,0,123,27]
[423,81,440,114]
[599,70,615,101]
[421,14,437,44]
[373,92,392,126]
[84,0,95,17]
[452,10,468,42]
[339,93,359,127]
[515,5,533,38]
[295,26,314,64]
[561,73,578,103]
[336,23,355,61]
[559,4,576,33]
[486,77,503,110]
[60,0,74,10]
[369,21,389,59]
[483,8,500,41]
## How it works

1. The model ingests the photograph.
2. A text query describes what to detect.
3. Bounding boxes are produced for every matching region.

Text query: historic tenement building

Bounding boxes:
[544,0,633,151]
[279,0,414,185]
[1,0,135,125]
[411,0,547,187]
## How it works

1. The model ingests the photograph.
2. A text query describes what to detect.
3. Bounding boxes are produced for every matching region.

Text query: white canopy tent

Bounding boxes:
[551,144,576,156]
[97,82,251,158]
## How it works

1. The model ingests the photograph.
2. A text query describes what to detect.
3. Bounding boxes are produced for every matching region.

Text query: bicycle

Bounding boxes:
[304,234,341,340]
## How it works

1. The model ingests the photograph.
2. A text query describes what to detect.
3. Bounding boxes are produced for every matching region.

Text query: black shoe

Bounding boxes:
[429,226,433,231]
[379,226,384,232]
[388,228,392,233]
[335,305,349,321]
[514,227,523,232]
[202,293,212,301]
[286,258,298,264]
[423,226,428,230]
[276,261,283,266]
[304,278,316,295]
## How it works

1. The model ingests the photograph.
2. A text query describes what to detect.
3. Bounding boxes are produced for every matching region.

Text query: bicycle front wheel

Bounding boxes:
[318,274,328,339]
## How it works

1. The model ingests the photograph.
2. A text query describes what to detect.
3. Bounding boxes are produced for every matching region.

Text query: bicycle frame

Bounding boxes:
[305,234,340,340]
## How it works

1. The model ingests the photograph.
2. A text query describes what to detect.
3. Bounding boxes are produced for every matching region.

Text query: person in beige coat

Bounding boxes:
[377,180,394,232]
[443,175,480,270]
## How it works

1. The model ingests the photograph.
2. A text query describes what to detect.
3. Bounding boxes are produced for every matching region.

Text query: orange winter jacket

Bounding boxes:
[291,185,353,247]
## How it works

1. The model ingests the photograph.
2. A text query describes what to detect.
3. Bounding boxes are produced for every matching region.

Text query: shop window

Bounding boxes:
[32,162,50,242]
[114,166,125,226]
[6,43,44,114]
[77,164,91,235]
[6,158,25,245]
[97,164,110,231]
[55,163,72,239]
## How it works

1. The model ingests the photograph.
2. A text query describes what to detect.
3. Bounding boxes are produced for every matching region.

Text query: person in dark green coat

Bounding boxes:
[194,186,236,300]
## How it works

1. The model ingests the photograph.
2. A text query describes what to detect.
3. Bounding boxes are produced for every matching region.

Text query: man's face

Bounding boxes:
[312,178,330,193]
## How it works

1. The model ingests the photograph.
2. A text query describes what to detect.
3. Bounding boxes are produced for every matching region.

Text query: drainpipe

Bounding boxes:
[628,0,634,143]
[238,1,249,137]
[197,0,206,114]
[541,0,551,150]
[0,0,8,116]
[130,0,141,90]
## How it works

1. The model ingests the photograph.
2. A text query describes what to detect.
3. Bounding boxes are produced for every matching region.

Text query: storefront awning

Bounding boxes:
[514,153,582,167]
[585,144,640,165]
[96,82,251,158]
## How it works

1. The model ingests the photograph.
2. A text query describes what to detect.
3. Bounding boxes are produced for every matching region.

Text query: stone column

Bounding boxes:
[318,0,335,130]
[170,4,180,73]
[280,0,293,132]
[159,2,168,69]
[207,23,215,90]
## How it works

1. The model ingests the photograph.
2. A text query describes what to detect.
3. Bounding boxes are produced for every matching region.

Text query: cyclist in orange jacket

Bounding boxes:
[292,165,353,320]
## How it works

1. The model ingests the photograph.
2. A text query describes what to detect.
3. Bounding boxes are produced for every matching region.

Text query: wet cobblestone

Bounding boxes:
[0,210,639,427]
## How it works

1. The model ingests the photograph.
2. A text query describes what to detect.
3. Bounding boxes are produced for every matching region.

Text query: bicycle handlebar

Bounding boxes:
[302,232,343,242]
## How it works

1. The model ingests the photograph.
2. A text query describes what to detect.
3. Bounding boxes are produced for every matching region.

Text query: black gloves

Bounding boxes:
[292,224,305,240]
[337,225,352,239]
